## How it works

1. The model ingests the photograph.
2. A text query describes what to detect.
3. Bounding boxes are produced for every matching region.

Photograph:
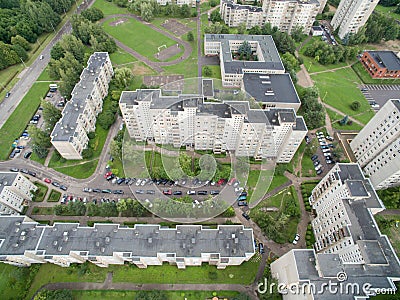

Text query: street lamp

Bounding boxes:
[19,57,27,68]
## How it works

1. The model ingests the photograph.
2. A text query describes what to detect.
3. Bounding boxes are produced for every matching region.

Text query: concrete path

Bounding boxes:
[100,14,193,74]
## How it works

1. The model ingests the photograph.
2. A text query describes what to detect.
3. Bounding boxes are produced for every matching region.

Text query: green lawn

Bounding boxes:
[375,215,400,257]
[203,65,222,79]
[92,0,128,15]
[301,139,319,177]
[53,159,99,179]
[32,206,53,215]
[37,67,54,81]
[30,151,47,164]
[111,258,260,284]
[48,189,61,202]
[352,61,400,85]
[374,4,400,21]
[244,169,276,203]
[311,68,375,125]
[72,290,242,300]
[109,47,137,66]
[326,108,363,131]
[103,18,180,62]
[33,182,49,202]
[0,82,49,160]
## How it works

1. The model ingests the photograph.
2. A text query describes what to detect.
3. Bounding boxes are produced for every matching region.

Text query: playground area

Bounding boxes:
[143,75,184,89]
[161,19,191,36]
[155,44,182,61]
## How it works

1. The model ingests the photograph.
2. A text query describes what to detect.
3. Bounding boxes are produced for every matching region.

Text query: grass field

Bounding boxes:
[352,61,400,85]
[32,206,53,215]
[72,290,242,300]
[0,82,49,160]
[203,65,222,79]
[48,189,61,202]
[103,18,180,62]
[326,108,363,131]
[53,159,99,179]
[374,4,400,21]
[109,47,137,66]
[311,68,375,125]
[92,0,127,16]
[375,214,400,257]
[33,182,49,202]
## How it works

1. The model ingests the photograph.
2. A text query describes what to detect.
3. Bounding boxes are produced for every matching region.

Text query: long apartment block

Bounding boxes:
[0,216,255,269]
[350,99,400,189]
[332,0,379,39]
[51,52,114,160]
[220,0,321,34]
[119,89,307,163]
[0,173,37,216]
[271,163,400,299]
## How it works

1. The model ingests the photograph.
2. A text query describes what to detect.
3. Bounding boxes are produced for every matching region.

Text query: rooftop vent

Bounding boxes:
[191,238,196,244]
[105,237,110,243]
[101,247,105,253]
[57,246,63,252]
[95,241,100,247]
[148,238,152,243]
[53,240,58,246]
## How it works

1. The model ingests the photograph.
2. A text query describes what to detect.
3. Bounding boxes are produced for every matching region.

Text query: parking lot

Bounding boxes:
[359,84,400,111]
[307,131,338,177]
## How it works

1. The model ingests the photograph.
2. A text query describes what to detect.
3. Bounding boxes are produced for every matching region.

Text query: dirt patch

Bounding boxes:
[109,18,128,27]
[161,19,191,36]
[131,62,155,76]
[369,40,400,51]
[143,75,184,88]
[155,44,182,61]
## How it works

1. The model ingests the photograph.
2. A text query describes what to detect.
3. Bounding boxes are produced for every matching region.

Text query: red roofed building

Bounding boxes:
[360,50,400,79]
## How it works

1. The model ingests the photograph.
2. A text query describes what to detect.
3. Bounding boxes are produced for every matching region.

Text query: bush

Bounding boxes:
[350,100,361,111]
[208,271,218,280]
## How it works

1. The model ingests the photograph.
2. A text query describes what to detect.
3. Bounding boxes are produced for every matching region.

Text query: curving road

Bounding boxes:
[100,14,193,73]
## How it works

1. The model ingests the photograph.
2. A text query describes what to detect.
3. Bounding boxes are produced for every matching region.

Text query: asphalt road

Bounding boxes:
[0,0,93,129]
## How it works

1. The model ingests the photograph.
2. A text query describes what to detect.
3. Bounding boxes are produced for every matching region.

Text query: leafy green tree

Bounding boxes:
[379,0,400,6]
[97,111,116,130]
[28,125,51,148]
[41,100,62,131]
[81,7,104,22]
[113,67,134,89]
[180,4,190,17]
[237,22,247,34]
[134,290,168,300]
[290,26,306,42]
[350,100,361,111]
[238,40,252,59]
[141,2,154,22]
[11,35,31,51]
[298,87,325,129]
[210,10,221,22]
[82,148,93,159]
[203,66,212,76]
[187,31,194,42]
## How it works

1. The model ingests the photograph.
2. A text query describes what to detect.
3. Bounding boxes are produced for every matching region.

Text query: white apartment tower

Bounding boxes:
[350,99,400,190]
[271,163,400,300]
[331,0,379,39]
[119,90,307,163]
[0,172,37,215]
[51,52,114,160]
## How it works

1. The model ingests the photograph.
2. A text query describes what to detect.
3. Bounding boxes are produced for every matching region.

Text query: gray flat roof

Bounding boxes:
[205,34,284,74]
[51,52,110,142]
[222,0,263,12]
[242,73,300,104]
[295,117,307,132]
[391,99,400,112]
[0,172,18,194]
[0,217,254,259]
[366,51,400,71]
[346,180,369,198]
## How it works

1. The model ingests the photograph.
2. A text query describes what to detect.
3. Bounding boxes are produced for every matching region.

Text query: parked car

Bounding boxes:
[20,169,28,174]
[24,151,32,159]
[316,169,323,175]
[238,200,248,206]
[9,168,19,172]
[60,185,68,191]
[102,189,112,194]
[83,187,92,193]
[28,171,36,177]
[104,171,112,178]
[173,191,182,195]
[117,178,125,185]
[135,190,145,194]
[228,178,237,186]
[313,160,320,166]
[242,212,250,220]
[292,233,300,245]
[315,164,322,171]
[44,178,51,183]
[210,190,220,195]
[93,188,102,193]
[259,242,264,254]
[197,191,207,195]
[311,155,318,161]
[326,136,334,141]
[305,136,310,143]
[146,190,155,194]
[5,92,10,98]
[187,190,196,195]
[163,189,172,195]
[237,195,247,201]
[113,190,124,194]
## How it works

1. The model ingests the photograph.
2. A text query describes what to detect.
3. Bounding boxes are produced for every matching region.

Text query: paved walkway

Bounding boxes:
[100,14,193,74]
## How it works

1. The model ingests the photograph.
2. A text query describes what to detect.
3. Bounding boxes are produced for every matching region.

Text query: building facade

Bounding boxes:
[119,89,307,163]
[271,163,400,299]
[0,173,37,215]
[220,0,320,34]
[0,217,255,269]
[51,52,114,160]
[350,99,400,189]
[360,51,400,79]
[331,0,379,40]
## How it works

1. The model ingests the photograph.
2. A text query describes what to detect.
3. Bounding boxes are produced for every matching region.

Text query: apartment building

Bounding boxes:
[360,51,400,79]
[220,1,264,29]
[271,163,400,299]
[350,99,400,189]
[51,52,114,160]
[220,0,320,34]
[331,0,379,40]
[0,172,37,215]
[119,89,307,162]
[204,34,285,85]
[156,0,196,6]
[0,217,255,269]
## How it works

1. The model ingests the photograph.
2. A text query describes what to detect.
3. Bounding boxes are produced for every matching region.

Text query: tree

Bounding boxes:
[379,0,400,6]
[237,23,247,34]
[82,148,93,159]
[81,7,104,22]
[290,26,306,42]
[350,100,361,111]
[187,31,194,42]
[179,4,191,17]
[11,35,31,51]
[135,290,168,300]
[210,10,221,23]
[28,125,51,149]
[97,111,116,130]
[238,40,252,59]
[113,67,134,89]
[41,100,62,131]
[299,87,325,129]
[141,2,154,22]
[203,66,212,76]
[110,139,122,159]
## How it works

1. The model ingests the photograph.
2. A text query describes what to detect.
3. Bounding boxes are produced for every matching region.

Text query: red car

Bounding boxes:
[228,178,237,186]
[104,171,112,178]
[163,189,172,195]
[44,178,51,184]
[217,179,225,186]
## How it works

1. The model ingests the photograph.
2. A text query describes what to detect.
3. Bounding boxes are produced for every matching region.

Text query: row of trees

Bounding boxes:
[54,201,86,216]
[298,87,325,130]
[128,0,193,22]
[303,40,358,65]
